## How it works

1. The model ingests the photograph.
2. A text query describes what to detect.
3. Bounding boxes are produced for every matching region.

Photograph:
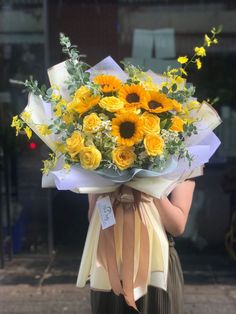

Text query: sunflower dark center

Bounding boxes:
[126,93,140,103]
[120,122,135,138]
[148,100,163,109]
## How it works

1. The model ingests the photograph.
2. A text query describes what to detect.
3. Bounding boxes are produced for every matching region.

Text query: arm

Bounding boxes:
[153,180,196,237]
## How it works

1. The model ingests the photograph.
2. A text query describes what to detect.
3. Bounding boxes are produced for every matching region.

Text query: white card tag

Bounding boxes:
[96,196,116,230]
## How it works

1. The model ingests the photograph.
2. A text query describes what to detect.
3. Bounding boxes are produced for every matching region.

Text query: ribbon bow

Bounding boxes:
[97,186,152,311]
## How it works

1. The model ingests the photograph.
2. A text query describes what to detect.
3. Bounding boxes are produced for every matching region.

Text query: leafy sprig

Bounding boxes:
[24,77,56,103]
[59,33,100,96]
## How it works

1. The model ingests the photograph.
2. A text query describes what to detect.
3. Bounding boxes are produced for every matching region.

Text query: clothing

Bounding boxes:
[90,234,184,314]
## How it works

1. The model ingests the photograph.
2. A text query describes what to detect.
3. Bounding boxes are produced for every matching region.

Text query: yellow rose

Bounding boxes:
[83,113,102,133]
[141,112,160,134]
[66,132,84,159]
[169,116,184,132]
[112,146,136,170]
[144,134,164,156]
[74,86,91,99]
[68,86,100,115]
[99,96,124,112]
[79,146,102,170]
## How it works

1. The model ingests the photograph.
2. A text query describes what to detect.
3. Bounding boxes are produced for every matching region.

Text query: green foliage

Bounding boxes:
[59,33,100,97]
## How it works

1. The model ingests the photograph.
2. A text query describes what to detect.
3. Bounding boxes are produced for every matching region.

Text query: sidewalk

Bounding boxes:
[0,252,236,314]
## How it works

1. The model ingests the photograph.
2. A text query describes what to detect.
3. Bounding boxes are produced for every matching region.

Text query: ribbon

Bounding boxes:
[96,186,153,311]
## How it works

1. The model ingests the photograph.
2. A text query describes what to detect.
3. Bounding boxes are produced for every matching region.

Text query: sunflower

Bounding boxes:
[112,113,143,146]
[93,75,122,94]
[119,84,147,110]
[143,91,174,113]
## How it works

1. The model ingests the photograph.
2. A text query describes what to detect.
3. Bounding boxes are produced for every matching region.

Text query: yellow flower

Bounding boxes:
[93,75,122,94]
[204,34,211,47]
[144,134,164,156]
[55,142,66,153]
[180,68,188,76]
[213,38,218,44]
[177,56,189,64]
[63,111,74,124]
[11,115,22,136]
[172,99,182,112]
[112,146,136,170]
[119,84,147,110]
[69,86,100,115]
[141,77,159,91]
[66,132,84,159]
[187,100,200,110]
[196,58,202,70]
[141,112,160,135]
[169,116,184,132]
[24,126,32,139]
[51,85,61,101]
[79,146,102,170]
[63,163,71,172]
[143,91,174,113]
[38,125,52,136]
[21,111,31,122]
[194,46,206,57]
[112,113,143,147]
[175,76,185,86]
[41,153,58,175]
[74,86,91,99]
[99,96,124,112]
[83,113,102,133]
[55,99,67,117]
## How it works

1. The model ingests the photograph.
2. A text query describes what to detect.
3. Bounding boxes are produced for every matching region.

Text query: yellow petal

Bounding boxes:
[177,56,189,64]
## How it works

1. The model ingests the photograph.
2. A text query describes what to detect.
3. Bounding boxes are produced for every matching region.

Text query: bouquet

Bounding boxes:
[12,27,222,309]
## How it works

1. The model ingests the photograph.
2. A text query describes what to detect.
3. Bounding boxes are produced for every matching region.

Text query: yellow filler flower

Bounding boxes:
[194,46,206,57]
[177,56,189,64]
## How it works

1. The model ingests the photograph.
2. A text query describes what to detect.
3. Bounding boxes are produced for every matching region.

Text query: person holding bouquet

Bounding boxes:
[11,27,221,314]
[88,179,195,314]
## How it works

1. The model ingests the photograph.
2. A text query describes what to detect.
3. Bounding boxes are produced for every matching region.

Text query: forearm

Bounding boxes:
[154,180,196,237]
[154,198,187,237]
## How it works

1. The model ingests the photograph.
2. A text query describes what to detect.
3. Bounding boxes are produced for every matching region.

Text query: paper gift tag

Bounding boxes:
[96,196,116,230]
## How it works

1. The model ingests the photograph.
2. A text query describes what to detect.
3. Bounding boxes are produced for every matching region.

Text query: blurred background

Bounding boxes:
[0,1,236,313]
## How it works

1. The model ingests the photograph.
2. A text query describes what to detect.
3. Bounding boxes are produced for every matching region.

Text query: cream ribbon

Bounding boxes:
[97,187,151,310]
[76,187,169,309]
